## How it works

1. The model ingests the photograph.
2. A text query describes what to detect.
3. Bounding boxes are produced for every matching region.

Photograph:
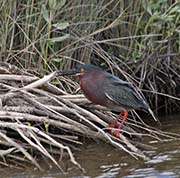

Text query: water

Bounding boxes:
[0,115,179,178]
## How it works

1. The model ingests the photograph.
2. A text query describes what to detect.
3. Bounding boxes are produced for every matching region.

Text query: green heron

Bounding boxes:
[57,64,157,137]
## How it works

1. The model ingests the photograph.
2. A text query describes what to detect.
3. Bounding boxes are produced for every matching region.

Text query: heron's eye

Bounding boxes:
[80,68,85,73]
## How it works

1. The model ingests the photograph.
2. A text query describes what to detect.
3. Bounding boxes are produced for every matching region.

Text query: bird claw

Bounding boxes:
[106,126,121,138]
[106,125,121,138]
[110,129,121,138]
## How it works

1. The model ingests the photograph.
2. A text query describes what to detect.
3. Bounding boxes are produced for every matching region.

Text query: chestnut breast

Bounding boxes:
[79,71,107,106]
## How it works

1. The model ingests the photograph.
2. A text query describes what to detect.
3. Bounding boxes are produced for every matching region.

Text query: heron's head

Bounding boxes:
[57,64,102,77]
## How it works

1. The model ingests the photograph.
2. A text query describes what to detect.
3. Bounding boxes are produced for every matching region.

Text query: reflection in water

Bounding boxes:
[0,115,179,178]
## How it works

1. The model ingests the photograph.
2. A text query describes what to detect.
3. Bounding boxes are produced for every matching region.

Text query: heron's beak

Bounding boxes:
[56,68,82,77]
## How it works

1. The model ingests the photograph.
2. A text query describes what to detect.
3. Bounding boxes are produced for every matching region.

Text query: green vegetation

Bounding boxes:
[0,1,180,110]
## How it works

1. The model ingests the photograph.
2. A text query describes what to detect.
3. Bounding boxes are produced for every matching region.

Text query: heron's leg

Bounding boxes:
[106,112,123,129]
[118,111,128,130]
[113,111,128,137]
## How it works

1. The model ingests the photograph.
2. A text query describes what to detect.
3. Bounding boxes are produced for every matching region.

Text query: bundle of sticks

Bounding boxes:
[0,62,177,172]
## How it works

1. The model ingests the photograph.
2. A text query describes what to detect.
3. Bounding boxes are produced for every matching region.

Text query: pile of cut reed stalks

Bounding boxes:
[0,62,178,172]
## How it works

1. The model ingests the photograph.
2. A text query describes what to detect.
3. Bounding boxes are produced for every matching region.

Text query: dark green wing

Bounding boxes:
[103,74,148,111]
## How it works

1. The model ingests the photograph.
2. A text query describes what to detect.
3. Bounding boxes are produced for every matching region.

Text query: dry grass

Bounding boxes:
[0,0,179,113]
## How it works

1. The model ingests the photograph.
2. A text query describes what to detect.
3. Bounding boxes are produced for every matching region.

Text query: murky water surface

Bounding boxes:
[0,115,180,178]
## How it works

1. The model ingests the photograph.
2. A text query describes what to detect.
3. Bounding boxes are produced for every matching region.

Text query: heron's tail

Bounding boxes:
[148,107,161,126]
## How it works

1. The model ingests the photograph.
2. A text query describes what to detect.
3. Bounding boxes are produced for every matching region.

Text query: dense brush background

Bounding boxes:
[0,0,180,114]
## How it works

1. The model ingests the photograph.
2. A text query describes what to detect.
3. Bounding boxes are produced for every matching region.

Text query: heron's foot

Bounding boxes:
[106,111,127,138]
[111,129,121,138]
[106,125,121,138]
